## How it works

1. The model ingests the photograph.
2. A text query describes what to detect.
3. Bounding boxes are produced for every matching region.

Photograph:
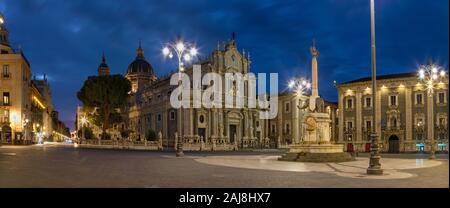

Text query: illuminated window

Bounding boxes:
[3,92,10,105]
[2,65,9,78]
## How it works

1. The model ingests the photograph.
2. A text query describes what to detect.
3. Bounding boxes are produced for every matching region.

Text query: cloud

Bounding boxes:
[2,0,448,130]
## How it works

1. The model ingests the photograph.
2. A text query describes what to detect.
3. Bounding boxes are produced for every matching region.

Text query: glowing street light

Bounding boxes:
[418,64,447,95]
[417,63,447,160]
[162,39,198,73]
[162,38,199,157]
[288,78,311,97]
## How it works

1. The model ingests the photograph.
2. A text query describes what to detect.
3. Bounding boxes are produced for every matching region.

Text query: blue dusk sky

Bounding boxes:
[1,0,448,130]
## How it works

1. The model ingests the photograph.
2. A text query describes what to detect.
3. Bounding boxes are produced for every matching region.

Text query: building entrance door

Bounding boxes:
[198,128,206,142]
[1,125,12,144]
[229,125,237,143]
[347,143,354,152]
[388,135,400,153]
[365,143,371,152]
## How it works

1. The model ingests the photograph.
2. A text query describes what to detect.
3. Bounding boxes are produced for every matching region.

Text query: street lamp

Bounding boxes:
[23,119,29,144]
[288,77,311,98]
[417,63,447,159]
[367,0,383,175]
[162,38,199,157]
[288,78,311,145]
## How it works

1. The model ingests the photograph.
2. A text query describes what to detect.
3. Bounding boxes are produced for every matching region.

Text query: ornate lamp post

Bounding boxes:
[418,64,447,159]
[288,78,311,144]
[367,0,383,175]
[23,119,29,144]
[162,39,198,157]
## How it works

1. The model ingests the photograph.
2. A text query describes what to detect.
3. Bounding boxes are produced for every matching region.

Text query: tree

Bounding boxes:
[120,129,132,140]
[145,129,157,141]
[77,75,131,140]
[77,127,96,140]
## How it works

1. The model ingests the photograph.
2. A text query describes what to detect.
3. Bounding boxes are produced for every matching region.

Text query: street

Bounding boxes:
[0,145,448,188]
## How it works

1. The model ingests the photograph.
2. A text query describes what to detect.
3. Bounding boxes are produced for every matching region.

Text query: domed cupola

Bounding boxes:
[125,42,157,93]
[127,43,155,76]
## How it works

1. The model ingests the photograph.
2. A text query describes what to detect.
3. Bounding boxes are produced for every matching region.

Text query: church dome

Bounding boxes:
[127,44,155,75]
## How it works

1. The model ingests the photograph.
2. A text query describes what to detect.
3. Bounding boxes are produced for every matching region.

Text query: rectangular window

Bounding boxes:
[346,98,353,109]
[347,135,353,141]
[438,92,445,104]
[170,111,175,120]
[390,95,397,106]
[365,97,372,108]
[285,123,290,135]
[285,102,290,113]
[366,120,372,130]
[416,93,423,105]
[2,65,9,78]
[157,114,162,121]
[3,92,10,105]
[346,121,353,130]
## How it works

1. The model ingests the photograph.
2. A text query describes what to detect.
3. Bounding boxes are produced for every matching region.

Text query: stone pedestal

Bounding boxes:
[279,112,353,163]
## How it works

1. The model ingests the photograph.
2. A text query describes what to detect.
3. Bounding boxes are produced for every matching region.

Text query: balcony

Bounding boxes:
[0,116,9,124]
[2,73,11,79]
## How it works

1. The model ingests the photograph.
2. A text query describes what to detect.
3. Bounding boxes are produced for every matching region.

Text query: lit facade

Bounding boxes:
[0,14,69,144]
[336,73,449,153]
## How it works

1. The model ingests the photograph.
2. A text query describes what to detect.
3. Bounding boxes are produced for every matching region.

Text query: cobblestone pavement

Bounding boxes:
[0,145,448,188]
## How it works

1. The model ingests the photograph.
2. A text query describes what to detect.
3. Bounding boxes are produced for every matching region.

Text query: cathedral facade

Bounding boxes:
[126,38,267,149]
[76,36,341,151]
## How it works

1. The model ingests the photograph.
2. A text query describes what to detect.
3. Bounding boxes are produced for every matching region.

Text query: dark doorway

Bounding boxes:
[229,125,237,143]
[347,143,354,152]
[388,135,400,153]
[365,143,371,152]
[198,128,206,142]
[1,125,12,144]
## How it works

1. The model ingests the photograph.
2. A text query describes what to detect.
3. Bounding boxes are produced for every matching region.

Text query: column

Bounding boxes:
[405,87,412,142]
[292,98,299,143]
[190,108,194,135]
[427,92,434,150]
[356,91,363,143]
[376,88,382,140]
[338,90,344,142]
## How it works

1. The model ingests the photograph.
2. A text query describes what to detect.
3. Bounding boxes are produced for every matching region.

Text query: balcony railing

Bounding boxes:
[0,116,9,123]
[2,73,11,79]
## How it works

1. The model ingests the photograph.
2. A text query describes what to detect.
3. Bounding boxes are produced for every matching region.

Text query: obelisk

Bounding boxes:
[309,41,319,112]
[311,40,319,98]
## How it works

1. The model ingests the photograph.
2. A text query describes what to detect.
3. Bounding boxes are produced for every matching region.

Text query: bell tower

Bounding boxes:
[0,13,10,47]
[98,52,110,76]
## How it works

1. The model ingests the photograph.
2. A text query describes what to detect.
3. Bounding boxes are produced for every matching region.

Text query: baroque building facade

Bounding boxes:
[336,73,449,153]
[126,37,267,149]
[76,37,339,151]
[0,14,69,144]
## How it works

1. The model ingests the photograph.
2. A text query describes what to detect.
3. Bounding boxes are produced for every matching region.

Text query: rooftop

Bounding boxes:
[338,72,417,85]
